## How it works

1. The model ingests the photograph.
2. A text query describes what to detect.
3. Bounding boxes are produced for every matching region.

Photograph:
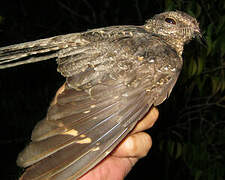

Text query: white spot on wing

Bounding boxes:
[80,134,86,138]
[149,59,155,63]
[171,68,176,72]
[76,137,92,144]
[90,105,96,108]
[105,150,111,156]
[63,129,78,136]
[114,96,119,99]
[138,56,144,61]
[122,93,128,97]
[92,146,100,151]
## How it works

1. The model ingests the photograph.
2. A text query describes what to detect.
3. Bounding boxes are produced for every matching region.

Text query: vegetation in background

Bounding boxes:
[0,0,224,179]
[158,0,225,179]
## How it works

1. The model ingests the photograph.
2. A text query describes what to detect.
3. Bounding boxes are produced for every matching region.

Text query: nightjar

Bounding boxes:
[0,11,201,180]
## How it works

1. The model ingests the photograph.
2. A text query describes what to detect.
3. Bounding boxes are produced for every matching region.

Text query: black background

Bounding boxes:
[0,0,218,179]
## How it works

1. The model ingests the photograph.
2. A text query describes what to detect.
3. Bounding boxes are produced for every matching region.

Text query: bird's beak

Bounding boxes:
[194,26,202,38]
[194,27,207,48]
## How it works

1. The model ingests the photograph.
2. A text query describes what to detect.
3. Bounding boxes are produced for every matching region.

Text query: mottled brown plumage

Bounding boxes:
[0,11,200,179]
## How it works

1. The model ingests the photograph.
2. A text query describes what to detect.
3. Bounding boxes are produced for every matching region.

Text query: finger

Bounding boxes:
[78,156,138,180]
[131,107,159,134]
[112,132,152,158]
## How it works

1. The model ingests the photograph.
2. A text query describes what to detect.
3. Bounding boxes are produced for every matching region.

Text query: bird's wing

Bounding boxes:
[0,25,139,69]
[17,33,182,179]
[0,27,182,180]
[17,80,152,180]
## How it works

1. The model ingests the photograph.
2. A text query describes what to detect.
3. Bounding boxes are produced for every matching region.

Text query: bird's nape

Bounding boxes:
[0,11,200,180]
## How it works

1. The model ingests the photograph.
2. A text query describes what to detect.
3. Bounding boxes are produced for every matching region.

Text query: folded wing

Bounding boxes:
[0,25,182,180]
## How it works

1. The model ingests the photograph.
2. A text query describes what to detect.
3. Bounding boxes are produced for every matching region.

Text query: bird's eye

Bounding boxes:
[165,18,176,25]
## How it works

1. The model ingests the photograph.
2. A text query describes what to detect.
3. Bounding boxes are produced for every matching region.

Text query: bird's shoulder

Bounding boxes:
[56,25,182,92]
[80,25,149,42]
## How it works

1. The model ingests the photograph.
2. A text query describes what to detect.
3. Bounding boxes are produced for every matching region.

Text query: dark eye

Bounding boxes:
[165,18,176,25]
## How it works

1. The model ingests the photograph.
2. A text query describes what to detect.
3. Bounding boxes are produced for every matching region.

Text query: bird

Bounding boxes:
[0,11,201,180]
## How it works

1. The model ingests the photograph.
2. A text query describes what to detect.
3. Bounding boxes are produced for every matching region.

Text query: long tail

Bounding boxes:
[0,33,80,69]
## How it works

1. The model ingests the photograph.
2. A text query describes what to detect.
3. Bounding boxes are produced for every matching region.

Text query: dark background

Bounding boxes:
[0,0,224,179]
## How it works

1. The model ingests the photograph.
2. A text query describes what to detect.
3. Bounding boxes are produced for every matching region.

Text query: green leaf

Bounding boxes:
[186,2,194,17]
[195,76,205,95]
[216,15,225,34]
[194,170,203,180]
[220,39,225,57]
[211,76,221,94]
[164,0,175,11]
[0,16,4,24]
[168,140,175,157]
[175,142,182,159]
[188,57,197,77]
[195,3,202,17]
[206,23,214,55]
[197,56,204,75]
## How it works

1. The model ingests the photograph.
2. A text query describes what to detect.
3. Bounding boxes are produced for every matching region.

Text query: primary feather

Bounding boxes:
[0,11,200,179]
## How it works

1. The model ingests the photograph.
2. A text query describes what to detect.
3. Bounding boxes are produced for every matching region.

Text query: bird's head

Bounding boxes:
[144,11,201,55]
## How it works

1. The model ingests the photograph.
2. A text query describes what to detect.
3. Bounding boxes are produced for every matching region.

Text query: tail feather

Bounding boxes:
[0,33,81,69]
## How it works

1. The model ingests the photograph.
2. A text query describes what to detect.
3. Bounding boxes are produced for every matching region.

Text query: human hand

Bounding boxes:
[79,107,159,180]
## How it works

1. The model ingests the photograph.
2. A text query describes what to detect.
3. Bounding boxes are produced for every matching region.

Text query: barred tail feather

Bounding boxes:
[0,33,81,69]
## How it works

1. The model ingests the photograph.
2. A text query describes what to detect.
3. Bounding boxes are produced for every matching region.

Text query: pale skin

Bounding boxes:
[53,84,159,180]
